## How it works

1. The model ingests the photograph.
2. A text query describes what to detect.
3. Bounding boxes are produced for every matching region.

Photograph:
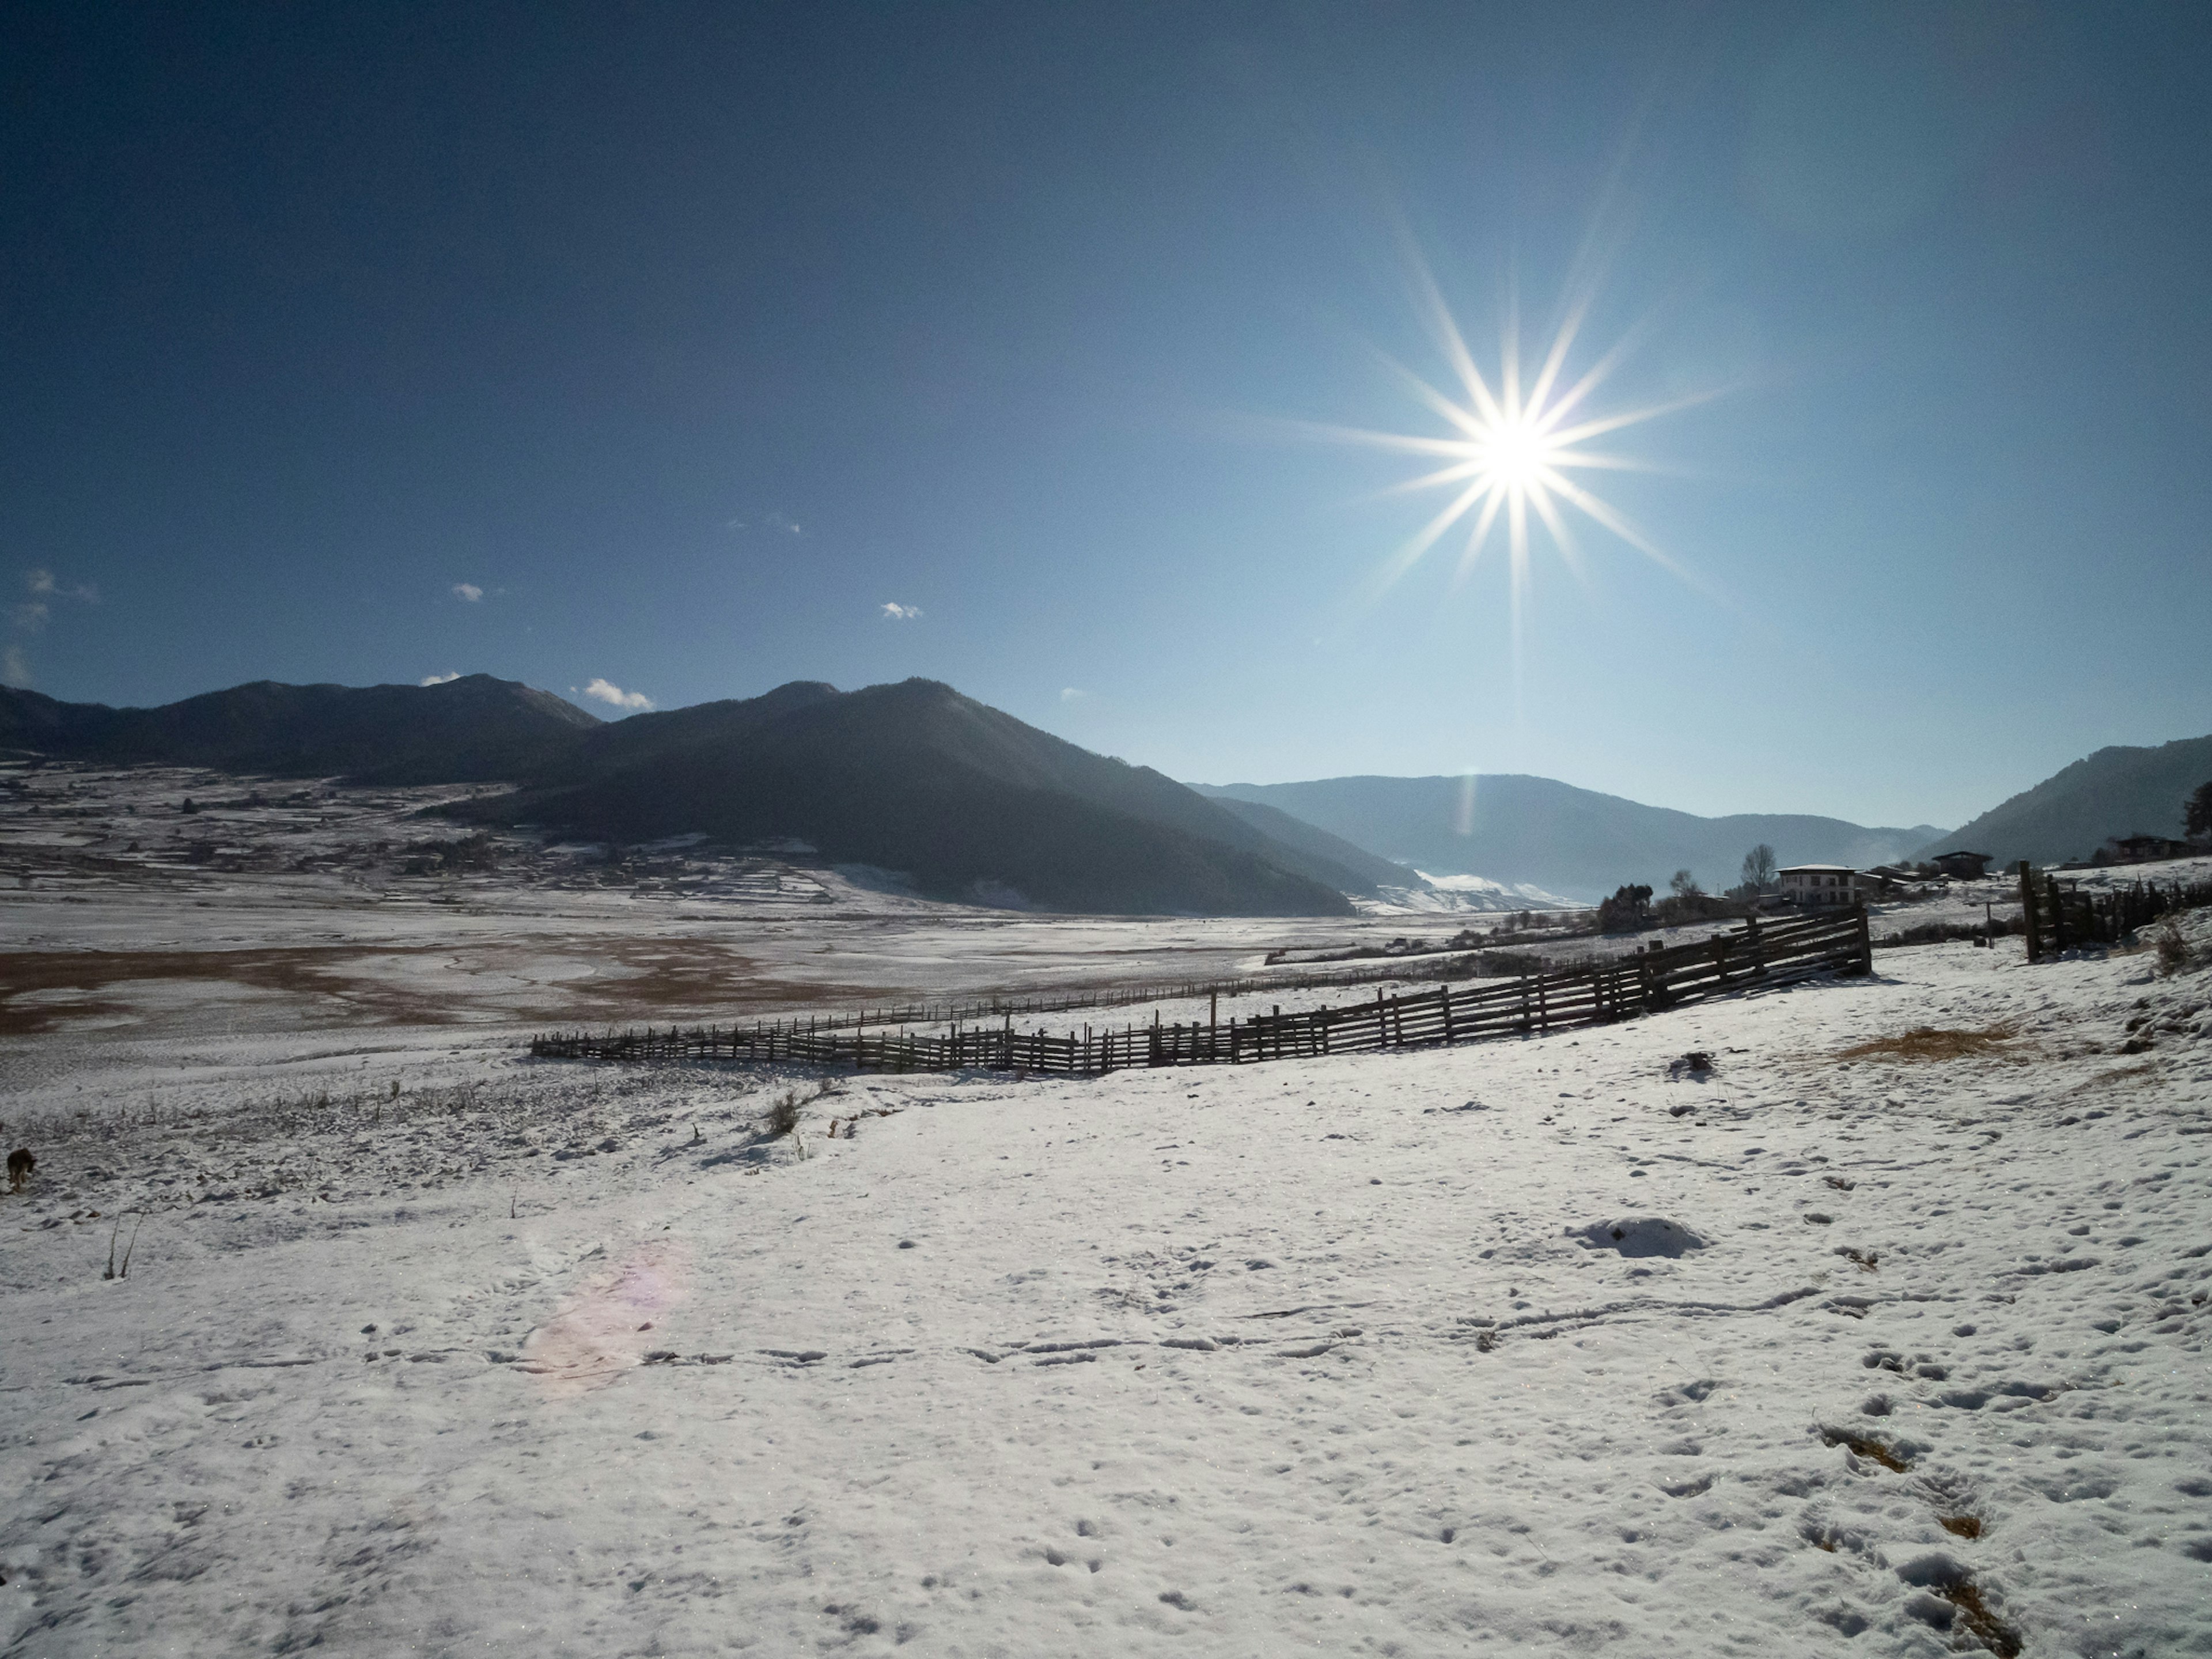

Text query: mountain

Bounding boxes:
[0,673,1372,914]
[1915,734,2212,866]
[1200,796,1423,895]
[480,677,1357,915]
[0,675,600,784]
[1194,774,1945,903]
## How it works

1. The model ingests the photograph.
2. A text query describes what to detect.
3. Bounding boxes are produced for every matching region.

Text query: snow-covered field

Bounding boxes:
[0,760,1588,1054]
[5,900,2211,1657]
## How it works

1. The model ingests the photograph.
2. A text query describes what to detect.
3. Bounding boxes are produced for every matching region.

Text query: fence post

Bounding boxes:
[1853,902,1873,973]
[1441,984,1455,1044]
[2016,862,2040,961]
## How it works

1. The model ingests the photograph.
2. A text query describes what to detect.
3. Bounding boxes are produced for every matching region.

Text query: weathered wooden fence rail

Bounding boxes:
[2018,863,2212,963]
[530,908,1873,1076]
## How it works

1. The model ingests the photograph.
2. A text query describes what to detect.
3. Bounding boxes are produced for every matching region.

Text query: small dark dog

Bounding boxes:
[6,1147,32,1192]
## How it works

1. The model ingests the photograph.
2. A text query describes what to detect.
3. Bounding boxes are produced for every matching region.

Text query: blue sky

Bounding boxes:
[5,1,2208,830]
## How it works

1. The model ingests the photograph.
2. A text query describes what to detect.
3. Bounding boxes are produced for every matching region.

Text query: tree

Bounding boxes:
[1740,843,1777,892]
[1597,883,1654,932]
[1669,868,1703,900]
[2188,781,2212,840]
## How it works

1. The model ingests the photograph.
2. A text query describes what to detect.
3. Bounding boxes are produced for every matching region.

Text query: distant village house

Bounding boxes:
[2099,834,2194,865]
[1779,863,1860,907]
[1929,850,1993,880]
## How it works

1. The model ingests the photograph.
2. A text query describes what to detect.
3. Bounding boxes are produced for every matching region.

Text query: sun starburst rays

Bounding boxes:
[1309,265,1733,698]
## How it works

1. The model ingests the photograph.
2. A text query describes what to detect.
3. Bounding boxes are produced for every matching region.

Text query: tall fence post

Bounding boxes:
[2018,861,2041,962]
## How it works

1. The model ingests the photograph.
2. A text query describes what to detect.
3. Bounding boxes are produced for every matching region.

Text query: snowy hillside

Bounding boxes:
[5,916,2210,1656]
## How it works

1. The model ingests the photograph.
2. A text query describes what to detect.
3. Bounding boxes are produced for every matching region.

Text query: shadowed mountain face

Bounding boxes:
[0,675,600,784]
[1915,734,2212,866]
[483,678,1359,916]
[0,674,1366,914]
[1196,774,1945,902]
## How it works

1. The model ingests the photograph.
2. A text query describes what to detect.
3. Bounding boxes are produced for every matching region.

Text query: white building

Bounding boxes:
[1779,864,1860,907]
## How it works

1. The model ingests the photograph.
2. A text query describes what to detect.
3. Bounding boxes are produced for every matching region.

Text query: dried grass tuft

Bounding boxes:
[1834,1025,2015,1065]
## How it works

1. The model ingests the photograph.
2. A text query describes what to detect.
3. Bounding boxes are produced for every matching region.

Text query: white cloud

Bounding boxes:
[452,582,484,603]
[880,602,923,621]
[579,677,654,711]
[1059,687,1086,702]
[2,644,29,687]
[728,512,804,536]
[22,568,96,605]
[420,671,461,686]
[9,601,49,631]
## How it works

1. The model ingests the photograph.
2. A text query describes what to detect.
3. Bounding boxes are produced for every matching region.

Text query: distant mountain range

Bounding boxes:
[9,673,2203,913]
[0,675,599,783]
[1914,734,2212,867]
[1194,775,1946,903]
[0,676,1371,916]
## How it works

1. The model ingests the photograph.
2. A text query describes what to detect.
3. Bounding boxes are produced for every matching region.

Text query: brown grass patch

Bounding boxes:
[1819,1428,1913,1471]
[1940,1578,2020,1657]
[1834,1024,2016,1065]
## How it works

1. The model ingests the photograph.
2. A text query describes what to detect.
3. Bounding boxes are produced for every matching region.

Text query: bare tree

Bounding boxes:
[2188,781,2212,840]
[1740,843,1777,892]
[1669,868,1703,900]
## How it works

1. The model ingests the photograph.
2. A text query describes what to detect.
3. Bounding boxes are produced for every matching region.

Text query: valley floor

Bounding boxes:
[4,916,2211,1657]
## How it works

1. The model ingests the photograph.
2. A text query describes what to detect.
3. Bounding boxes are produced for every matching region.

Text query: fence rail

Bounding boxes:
[694,938,1600,1040]
[529,907,1873,1077]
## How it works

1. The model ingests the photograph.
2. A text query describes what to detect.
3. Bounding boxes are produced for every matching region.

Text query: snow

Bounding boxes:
[6,909,2212,1656]
[1408,869,1580,911]
[8,761,2212,1655]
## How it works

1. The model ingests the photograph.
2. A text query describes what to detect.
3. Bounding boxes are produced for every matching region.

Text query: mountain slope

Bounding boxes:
[0,675,600,783]
[1915,734,2212,865]
[1203,796,1420,895]
[0,674,1363,914]
[482,678,1357,915]
[1196,774,1944,902]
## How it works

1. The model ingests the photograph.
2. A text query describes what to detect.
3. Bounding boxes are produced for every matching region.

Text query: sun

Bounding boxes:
[1479,415,1555,492]
[1305,251,1723,665]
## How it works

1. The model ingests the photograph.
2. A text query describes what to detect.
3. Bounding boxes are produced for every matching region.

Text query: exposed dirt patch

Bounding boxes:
[0,942,887,1035]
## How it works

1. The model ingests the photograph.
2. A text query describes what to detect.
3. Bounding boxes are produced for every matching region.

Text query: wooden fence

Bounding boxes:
[530,907,1872,1077]
[2018,862,2212,962]
[687,938,1586,1041]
